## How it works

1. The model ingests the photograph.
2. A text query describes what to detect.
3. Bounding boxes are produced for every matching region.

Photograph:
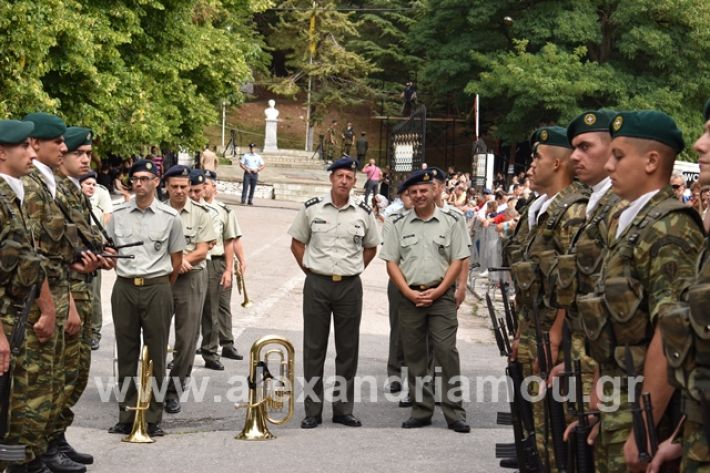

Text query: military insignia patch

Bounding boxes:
[540,130,549,141]
[181,168,189,176]
[612,116,623,131]
[432,169,438,177]
[154,241,162,251]
[86,132,92,140]
[423,173,430,181]
[584,113,596,126]
[146,162,153,170]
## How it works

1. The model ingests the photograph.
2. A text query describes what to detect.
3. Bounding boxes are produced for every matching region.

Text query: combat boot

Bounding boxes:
[40,443,86,473]
[54,433,93,465]
[6,458,52,473]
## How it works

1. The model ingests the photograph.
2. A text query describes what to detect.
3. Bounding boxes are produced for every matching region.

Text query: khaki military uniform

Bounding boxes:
[217,206,243,351]
[578,186,703,472]
[380,206,470,423]
[22,166,76,456]
[288,194,379,418]
[167,198,216,401]
[384,209,410,381]
[0,179,48,465]
[659,230,710,472]
[107,198,185,425]
[511,182,589,473]
[52,174,104,442]
[200,199,239,362]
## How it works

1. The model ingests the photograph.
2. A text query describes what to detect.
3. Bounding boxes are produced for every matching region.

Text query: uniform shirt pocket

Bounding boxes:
[310,222,335,247]
[148,230,169,254]
[433,233,450,258]
[350,224,365,246]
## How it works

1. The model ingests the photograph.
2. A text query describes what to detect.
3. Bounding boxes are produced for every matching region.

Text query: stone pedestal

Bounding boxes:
[263,100,279,152]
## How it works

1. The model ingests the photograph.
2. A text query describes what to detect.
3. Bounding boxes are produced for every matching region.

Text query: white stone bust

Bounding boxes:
[265,100,279,120]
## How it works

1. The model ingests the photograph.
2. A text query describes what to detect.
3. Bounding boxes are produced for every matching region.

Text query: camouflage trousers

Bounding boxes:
[51,286,93,440]
[681,420,710,472]
[2,282,68,464]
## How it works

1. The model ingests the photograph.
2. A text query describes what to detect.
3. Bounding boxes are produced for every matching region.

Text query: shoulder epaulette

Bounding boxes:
[156,202,179,216]
[191,200,210,212]
[358,201,372,214]
[626,197,702,247]
[113,202,130,212]
[441,208,460,221]
[391,213,406,224]
[97,184,109,192]
[216,200,232,213]
[305,197,322,208]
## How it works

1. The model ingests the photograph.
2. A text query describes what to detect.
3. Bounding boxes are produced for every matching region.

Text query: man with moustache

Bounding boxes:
[288,156,379,429]
[650,100,710,473]
[0,120,57,473]
[577,111,703,473]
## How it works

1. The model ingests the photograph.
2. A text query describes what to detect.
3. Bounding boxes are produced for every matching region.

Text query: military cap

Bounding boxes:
[0,120,35,145]
[129,159,159,177]
[400,169,435,190]
[162,164,191,180]
[79,171,98,183]
[609,110,684,153]
[327,156,358,172]
[567,110,616,141]
[64,127,92,152]
[189,168,205,185]
[248,143,256,148]
[529,128,543,148]
[430,166,448,182]
[396,181,407,194]
[204,169,217,180]
[536,126,571,149]
[23,112,66,139]
[704,98,710,122]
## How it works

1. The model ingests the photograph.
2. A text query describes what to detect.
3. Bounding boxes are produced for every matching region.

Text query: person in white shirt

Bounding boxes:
[239,143,264,206]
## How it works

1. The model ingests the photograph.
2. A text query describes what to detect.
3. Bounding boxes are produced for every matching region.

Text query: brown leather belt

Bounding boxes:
[118,276,170,287]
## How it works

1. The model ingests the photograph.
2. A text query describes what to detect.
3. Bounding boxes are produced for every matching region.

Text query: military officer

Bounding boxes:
[199,170,241,368]
[52,127,110,467]
[107,159,185,437]
[22,112,99,473]
[0,119,57,473]
[380,169,471,433]
[288,156,379,429]
[577,111,703,473]
[163,165,216,414]
[650,100,710,473]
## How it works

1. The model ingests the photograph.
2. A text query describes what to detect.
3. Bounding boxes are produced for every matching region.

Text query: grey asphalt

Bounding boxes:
[71,197,513,473]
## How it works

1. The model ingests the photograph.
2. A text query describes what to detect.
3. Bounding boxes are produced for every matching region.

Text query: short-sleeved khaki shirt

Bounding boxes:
[288,193,380,276]
[380,206,469,286]
[107,198,186,278]
[204,199,240,257]
[176,199,217,270]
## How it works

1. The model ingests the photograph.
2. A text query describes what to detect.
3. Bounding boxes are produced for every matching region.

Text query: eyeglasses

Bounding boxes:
[130,176,155,184]
[671,184,683,190]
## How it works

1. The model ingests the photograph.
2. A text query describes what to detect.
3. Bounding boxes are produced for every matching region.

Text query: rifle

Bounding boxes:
[570,359,595,473]
[543,332,569,473]
[624,345,651,464]
[561,322,575,417]
[0,283,40,461]
[488,267,518,335]
[487,292,543,472]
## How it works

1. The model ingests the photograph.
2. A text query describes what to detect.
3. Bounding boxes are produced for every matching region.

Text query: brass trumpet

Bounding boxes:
[123,345,155,443]
[235,261,253,308]
[235,335,295,440]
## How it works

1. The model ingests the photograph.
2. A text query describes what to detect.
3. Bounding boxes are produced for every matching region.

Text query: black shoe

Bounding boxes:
[167,360,174,370]
[448,420,471,433]
[41,448,86,473]
[54,434,93,465]
[107,422,131,434]
[332,414,362,427]
[387,381,402,393]
[204,359,224,371]
[165,397,181,414]
[398,394,413,408]
[90,339,100,351]
[148,423,165,437]
[248,202,253,206]
[221,346,243,360]
[6,458,52,473]
[300,416,322,429]
[500,458,518,469]
[401,417,432,429]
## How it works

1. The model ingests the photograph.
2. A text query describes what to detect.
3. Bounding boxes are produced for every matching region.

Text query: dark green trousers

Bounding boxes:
[201,257,225,362]
[386,280,405,378]
[303,273,362,418]
[90,270,102,341]
[111,277,173,424]
[218,279,235,349]
[398,287,466,423]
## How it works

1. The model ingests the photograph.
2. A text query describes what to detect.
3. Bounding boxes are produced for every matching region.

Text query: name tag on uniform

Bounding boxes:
[313,218,327,225]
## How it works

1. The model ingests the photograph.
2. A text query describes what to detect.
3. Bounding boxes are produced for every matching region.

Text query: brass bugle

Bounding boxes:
[235,262,253,308]
[122,345,155,443]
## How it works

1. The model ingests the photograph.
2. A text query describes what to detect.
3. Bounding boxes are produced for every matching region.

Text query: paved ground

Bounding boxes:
[72,197,513,473]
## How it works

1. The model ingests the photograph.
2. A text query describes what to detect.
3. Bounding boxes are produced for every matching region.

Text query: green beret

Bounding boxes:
[704,98,710,122]
[529,128,542,148]
[609,110,684,153]
[64,127,92,152]
[0,120,35,145]
[536,126,571,149]
[566,110,616,142]
[22,112,66,140]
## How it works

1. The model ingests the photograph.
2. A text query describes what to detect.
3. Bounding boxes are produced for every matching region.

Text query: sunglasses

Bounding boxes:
[671,184,684,190]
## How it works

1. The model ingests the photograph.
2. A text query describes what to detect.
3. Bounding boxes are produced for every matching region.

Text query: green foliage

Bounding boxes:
[0,0,269,155]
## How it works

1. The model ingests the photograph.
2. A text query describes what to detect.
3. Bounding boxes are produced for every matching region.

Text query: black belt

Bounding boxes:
[211,255,225,260]
[408,282,442,291]
[118,276,170,287]
[309,272,358,282]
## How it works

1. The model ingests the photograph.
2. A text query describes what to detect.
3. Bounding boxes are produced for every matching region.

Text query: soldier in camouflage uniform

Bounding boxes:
[52,127,110,466]
[510,125,589,472]
[22,113,99,473]
[577,111,704,473]
[0,120,57,473]
[650,100,710,473]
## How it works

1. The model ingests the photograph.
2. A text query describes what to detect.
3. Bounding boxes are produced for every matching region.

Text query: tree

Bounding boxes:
[266,0,377,149]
